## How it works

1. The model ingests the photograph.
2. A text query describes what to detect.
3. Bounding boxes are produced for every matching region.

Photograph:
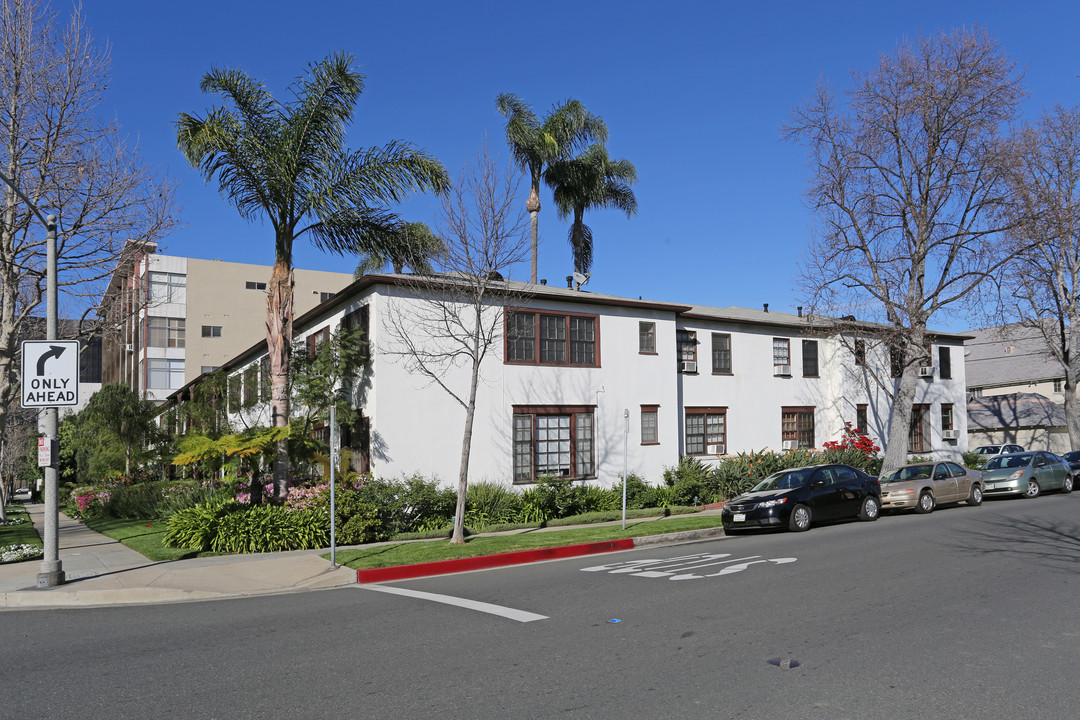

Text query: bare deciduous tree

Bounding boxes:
[384,144,529,544]
[1,0,176,441]
[784,27,1026,471]
[1001,104,1080,448]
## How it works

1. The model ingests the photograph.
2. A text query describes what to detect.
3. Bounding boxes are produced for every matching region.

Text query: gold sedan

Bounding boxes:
[879,461,984,513]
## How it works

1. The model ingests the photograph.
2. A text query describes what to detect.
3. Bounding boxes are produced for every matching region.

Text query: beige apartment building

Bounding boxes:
[99,242,354,403]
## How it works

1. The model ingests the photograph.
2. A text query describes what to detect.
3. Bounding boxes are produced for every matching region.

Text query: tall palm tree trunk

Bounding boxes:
[267,259,294,499]
[527,183,541,284]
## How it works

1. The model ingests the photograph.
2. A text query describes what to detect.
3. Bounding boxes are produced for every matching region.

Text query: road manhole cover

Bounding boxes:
[767,657,801,669]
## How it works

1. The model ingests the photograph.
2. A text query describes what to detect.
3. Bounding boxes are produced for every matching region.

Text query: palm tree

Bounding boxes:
[495,93,607,283]
[177,52,449,496]
[545,144,638,276]
[352,221,445,277]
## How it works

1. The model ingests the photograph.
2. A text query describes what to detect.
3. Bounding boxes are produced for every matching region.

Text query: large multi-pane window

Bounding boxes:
[148,272,185,304]
[773,338,790,372]
[512,406,595,482]
[342,305,370,363]
[505,310,598,366]
[909,404,930,452]
[941,403,954,432]
[639,322,656,354]
[711,333,731,374]
[641,405,659,445]
[802,339,818,377]
[147,317,185,348]
[147,358,184,389]
[677,329,697,369]
[684,407,726,455]
[782,407,815,448]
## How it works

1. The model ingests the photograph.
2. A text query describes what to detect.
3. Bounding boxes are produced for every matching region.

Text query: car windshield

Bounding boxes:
[752,468,814,492]
[976,446,1002,455]
[881,464,934,483]
[985,453,1033,470]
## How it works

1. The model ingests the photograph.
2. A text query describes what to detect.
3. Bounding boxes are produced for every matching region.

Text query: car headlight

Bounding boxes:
[758,498,788,509]
[1008,470,1025,481]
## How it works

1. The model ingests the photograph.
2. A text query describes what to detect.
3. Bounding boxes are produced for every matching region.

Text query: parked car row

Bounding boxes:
[721,450,1075,534]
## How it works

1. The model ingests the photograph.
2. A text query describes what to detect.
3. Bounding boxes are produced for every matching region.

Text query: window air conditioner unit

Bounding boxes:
[124,343,134,352]
[680,361,697,373]
[942,429,959,440]
[918,366,934,377]
[707,443,726,455]
[774,365,791,376]
[782,440,797,451]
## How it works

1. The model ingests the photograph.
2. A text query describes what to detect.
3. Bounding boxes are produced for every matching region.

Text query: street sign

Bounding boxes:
[21,340,80,407]
[37,437,56,467]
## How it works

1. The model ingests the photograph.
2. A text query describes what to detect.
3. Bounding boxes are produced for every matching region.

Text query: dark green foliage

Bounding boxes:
[163,499,241,551]
[351,474,456,536]
[333,489,384,544]
[465,481,524,528]
[962,452,987,469]
[211,506,329,553]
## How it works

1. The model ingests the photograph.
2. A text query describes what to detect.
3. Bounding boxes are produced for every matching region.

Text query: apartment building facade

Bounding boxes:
[163,274,970,487]
[100,242,354,403]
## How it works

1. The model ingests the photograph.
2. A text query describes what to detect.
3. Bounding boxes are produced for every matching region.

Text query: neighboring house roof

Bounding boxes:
[964,324,1062,388]
[967,392,1066,431]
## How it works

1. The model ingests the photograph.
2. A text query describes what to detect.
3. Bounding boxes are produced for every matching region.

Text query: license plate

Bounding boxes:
[733,513,746,522]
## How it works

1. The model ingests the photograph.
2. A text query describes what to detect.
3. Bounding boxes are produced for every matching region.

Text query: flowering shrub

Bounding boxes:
[822,423,880,457]
[68,486,111,519]
[1,517,28,526]
[1,544,43,563]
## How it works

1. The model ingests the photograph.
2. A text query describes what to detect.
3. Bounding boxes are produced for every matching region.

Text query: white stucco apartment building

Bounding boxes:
[164,274,970,487]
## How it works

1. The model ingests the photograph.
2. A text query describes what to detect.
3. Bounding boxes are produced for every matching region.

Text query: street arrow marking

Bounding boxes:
[36,344,66,375]
[670,557,797,581]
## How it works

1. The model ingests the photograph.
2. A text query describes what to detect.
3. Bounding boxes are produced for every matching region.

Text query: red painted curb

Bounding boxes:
[355,538,636,584]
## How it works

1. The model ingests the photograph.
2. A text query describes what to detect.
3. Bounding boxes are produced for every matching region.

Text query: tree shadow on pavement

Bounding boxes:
[952,511,1080,572]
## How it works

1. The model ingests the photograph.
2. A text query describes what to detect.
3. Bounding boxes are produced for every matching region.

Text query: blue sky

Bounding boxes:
[84,0,1080,332]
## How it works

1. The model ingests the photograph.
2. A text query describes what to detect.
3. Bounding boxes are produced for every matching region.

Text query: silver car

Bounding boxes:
[981,451,1074,498]
[879,461,983,513]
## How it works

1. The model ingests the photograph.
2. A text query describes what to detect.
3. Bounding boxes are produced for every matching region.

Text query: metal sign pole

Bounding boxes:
[622,408,629,530]
[38,216,64,587]
[329,405,337,569]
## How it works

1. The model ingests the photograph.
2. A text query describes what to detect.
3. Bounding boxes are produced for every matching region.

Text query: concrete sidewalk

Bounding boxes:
[1,503,727,610]
[0,504,356,610]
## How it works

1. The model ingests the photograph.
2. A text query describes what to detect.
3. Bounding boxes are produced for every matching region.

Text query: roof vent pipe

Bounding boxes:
[798,306,803,317]
[540,279,547,285]
[566,275,574,289]
[763,303,769,313]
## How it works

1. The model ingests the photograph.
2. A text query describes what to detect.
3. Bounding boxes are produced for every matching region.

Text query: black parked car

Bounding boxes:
[1063,451,1080,479]
[722,464,882,533]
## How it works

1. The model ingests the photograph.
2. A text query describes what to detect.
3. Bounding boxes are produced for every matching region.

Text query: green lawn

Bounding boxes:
[330,513,728,570]
[1,506,42,548]
[84,517,220,562]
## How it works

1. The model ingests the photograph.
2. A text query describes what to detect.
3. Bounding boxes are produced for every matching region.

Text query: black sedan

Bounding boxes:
[721,464,882,533]
[1063,450,1080,479]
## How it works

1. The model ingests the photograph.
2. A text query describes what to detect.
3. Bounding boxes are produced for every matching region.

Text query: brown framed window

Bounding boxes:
[228,374,242,414]
[773,338,791,373]
[306,327,330,358]
[148,317,185,348]
[684,407,726,455]
[505,310,599,367]
[201,325,222,338]
[909,404,930,452]
[856,404,868,435]
[512,405,595,483]
[259,357,271,402]
[639,322,656,354]
[677,329,697,369]
[243,365,258,407]
[782,407,815,449]
[711,333,732,374]
[941,403,954,432]
[938,346,952,379]
[641,405,659,445]
[854,338,866,366]
[343,305,370,363]
[802,339,818,377]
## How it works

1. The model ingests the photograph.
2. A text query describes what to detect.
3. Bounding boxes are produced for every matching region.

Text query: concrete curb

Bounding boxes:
[355,526,729,584]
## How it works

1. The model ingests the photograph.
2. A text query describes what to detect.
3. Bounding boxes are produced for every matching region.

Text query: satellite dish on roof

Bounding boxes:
[573,272,590,290]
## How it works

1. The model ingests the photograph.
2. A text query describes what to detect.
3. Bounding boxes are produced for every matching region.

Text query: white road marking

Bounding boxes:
[671,557,798,581]
[581,552,798,581]
[359,584,548,623]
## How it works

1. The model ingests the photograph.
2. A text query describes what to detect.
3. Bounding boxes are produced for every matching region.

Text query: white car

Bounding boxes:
[12,487,31,501]
[973,444,1025,456]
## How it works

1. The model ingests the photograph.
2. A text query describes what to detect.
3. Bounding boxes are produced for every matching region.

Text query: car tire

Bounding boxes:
[1023,480,1041,499]
[967,485,983,506]
[914,491,935,514]
[1063,476,1074,494]
[858,495,881,521]
[788,504,811,532]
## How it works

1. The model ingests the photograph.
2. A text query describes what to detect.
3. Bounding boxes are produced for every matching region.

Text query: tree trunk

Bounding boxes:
[526,183,541,284]
[450,323,483,545]
[881,366,918,475]
[1065,369,1080,451]
[267,258,294,500]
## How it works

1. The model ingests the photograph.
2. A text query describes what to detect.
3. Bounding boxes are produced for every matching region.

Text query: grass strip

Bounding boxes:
[1,506,43,548]
[84,517,220,562]
[330,513,727,570]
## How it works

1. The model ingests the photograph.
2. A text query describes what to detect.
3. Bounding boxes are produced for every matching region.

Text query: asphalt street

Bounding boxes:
[6,492,1080,719]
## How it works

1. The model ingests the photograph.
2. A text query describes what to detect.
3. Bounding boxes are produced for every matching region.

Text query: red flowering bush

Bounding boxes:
[822,422,880,458]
